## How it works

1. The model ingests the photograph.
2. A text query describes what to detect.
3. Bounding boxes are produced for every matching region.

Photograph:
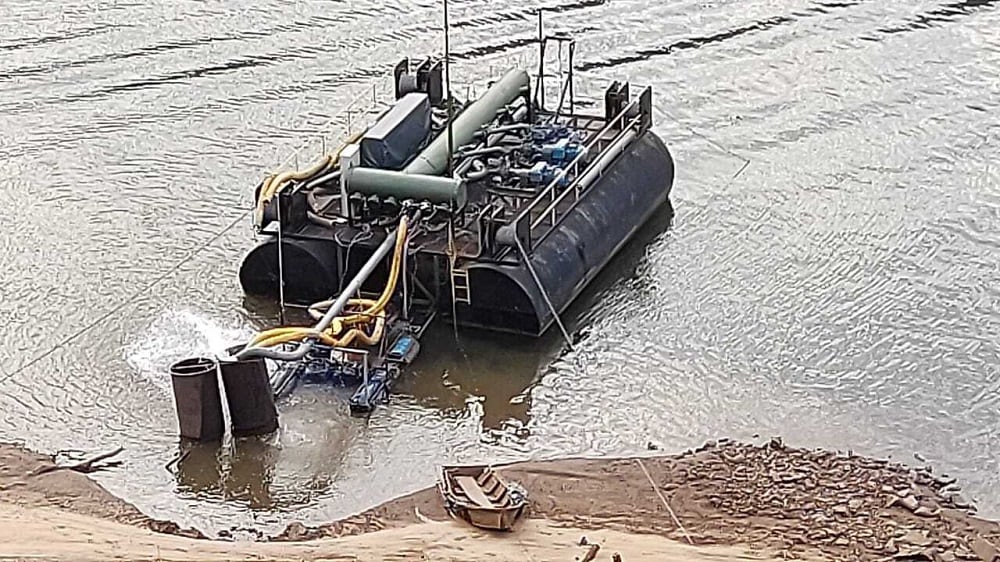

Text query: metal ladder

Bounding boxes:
[450,263,471,305]
[447,222,471,306]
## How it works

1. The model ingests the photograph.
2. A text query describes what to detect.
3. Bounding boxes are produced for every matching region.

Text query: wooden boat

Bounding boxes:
[438,464,528,531]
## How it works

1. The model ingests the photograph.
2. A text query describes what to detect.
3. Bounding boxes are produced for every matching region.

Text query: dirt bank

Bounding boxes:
[2,439,1000,561]
[1,502,798,562]
[277,438,1000,561]
[0,442,204,539]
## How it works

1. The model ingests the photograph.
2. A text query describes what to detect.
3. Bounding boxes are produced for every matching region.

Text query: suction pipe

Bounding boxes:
[235,212,419,362]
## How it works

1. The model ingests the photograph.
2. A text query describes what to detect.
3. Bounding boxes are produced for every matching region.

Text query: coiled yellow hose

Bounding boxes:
[246,216,409,350]
[254,131,365,226]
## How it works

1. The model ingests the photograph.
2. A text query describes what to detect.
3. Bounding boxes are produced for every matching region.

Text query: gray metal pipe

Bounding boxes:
[235,215,409,362]
[404,69,530,176]
[348,168,467,207]
[304,169,341,190]
[453,103,530,178]
[482,123,531,136]
[458,145,514,159]
[576,129,637,189]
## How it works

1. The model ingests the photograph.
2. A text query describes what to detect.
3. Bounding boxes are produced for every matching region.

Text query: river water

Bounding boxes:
[1,0,998,536]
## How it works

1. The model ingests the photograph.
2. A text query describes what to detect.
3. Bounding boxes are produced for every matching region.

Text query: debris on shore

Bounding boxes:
[3,439,999,561]
[659,437,995,561]
[274,438,1000,561]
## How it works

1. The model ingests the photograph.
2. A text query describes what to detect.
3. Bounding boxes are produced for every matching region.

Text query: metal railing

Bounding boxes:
[514,99,644,252]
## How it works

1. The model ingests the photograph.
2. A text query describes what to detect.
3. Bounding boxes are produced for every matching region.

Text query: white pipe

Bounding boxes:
[576,129,637,189]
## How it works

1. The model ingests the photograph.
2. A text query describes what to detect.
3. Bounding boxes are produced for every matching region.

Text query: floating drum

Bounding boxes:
[169,357,225,442]
[218,347,279,437]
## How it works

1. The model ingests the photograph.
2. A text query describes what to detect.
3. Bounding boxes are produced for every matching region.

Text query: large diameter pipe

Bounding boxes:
[404,69,530,176]
[348,168,467,207]
[234,216,407,362]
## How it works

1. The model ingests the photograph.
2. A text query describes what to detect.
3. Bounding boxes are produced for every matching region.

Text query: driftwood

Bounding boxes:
[580,543,601,562]
[164,449,191,473]
[32,447,124,476]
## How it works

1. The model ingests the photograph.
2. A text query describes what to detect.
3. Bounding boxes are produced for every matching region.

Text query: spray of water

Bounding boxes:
[125,309,255,391]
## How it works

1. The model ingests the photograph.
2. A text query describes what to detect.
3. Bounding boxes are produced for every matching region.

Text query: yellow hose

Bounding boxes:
[254,131,365,226]
[246,215,409,351]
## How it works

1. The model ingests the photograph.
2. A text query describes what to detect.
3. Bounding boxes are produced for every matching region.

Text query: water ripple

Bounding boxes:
[2,0,1000,536]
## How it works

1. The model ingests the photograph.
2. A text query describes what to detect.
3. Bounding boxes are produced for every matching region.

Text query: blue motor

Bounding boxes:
[387,334,420,364]
[524,161,568,187]
[565,141,587,162]
[537,138,569,163]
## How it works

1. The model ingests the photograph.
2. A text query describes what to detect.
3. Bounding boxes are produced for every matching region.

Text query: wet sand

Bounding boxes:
[2,439,999,561]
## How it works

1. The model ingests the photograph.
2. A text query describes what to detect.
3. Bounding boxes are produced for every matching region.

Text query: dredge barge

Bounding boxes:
[240,63,674,330]
[169,31,674,440]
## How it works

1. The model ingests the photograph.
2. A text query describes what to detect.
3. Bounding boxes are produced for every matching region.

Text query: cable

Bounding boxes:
[653,105,749,167]
[636,458,694,545]
[0,209,252,387]
[336,227,373,291]
[513,235,573,350]
[651,105,752,218]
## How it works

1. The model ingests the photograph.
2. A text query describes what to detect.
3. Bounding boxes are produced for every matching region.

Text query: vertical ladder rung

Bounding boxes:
[451,268,471,305]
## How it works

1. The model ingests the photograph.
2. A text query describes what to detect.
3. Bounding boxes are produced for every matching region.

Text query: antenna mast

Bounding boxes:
[444,0,454,177]
[536,8,545,110]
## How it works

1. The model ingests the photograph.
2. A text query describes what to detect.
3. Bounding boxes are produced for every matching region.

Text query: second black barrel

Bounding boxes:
[218,348,279,437]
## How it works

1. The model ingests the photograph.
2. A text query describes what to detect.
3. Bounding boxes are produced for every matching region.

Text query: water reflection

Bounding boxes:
[173,436,279,510]
[171,389,366,513]
[404,323,553,436]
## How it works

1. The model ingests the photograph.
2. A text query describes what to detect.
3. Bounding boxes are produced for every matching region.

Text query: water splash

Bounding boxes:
[125,308,254,391]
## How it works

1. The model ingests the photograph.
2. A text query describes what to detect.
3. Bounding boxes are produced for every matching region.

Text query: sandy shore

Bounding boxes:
[2,438,999,561]
[1,502,796,562]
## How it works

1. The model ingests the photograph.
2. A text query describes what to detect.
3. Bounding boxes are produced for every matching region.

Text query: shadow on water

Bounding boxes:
[173,437,280,510]
[397,198,676,442]
[231,193,674,462]
[561,198,676,336]
[171,425,353,513]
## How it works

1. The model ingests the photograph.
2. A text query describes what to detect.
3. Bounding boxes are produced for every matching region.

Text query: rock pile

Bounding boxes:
[661,438,995,560]
[270,438,1000,561]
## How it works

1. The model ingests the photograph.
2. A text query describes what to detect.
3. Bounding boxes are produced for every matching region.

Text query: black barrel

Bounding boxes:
[218,348,279,437]
[169,357,224,442]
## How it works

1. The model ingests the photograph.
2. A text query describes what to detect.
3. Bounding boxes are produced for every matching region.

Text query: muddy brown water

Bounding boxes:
[1,0,998,536]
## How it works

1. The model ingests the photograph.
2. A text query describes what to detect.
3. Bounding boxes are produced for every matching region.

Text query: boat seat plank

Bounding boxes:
[478,475,498,491]
[476,471,493,486]
[455,476,495,508]
[481,479,504,499]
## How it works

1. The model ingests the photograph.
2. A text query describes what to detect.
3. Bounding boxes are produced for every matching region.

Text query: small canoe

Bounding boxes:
[438,464,528,531]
